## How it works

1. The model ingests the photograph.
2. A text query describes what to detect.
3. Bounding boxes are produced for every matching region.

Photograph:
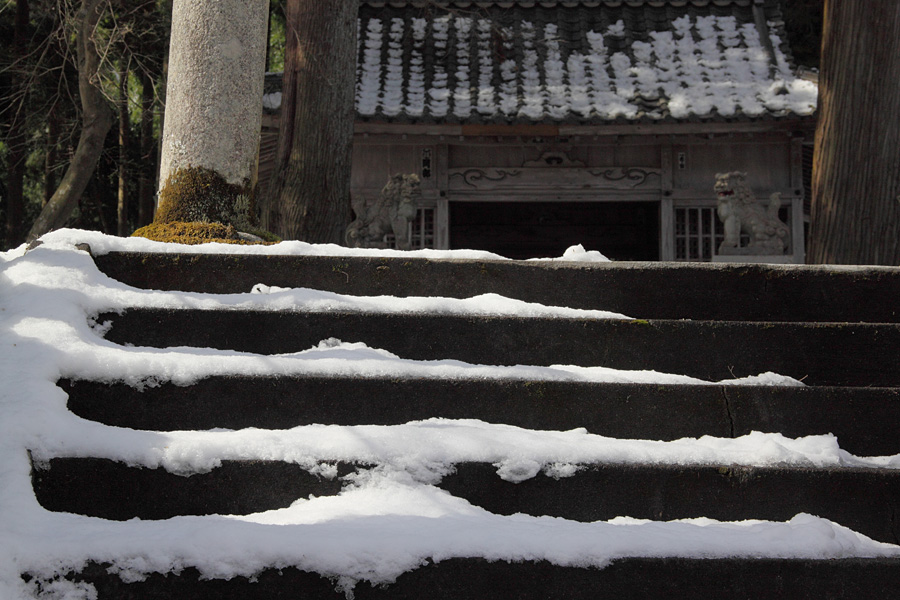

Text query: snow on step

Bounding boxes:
[60,377,900,456]
[2,230,900,599]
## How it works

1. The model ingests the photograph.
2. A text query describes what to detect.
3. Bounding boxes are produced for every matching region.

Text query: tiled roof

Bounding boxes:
[361,1,765,7]
[263,0,816,124]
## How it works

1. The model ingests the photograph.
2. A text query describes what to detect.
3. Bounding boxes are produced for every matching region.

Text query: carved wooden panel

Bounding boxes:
[448,167,662,192]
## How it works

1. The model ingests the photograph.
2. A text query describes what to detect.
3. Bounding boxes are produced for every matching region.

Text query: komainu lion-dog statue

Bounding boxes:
[346,174,420,250]
[715,171,790,255]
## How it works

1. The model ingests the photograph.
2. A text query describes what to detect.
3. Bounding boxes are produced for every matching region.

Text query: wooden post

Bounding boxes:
[659,143,674,261]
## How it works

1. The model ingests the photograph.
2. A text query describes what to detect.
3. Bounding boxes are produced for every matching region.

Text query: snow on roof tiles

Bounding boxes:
[263,0,816,124]
[361,1,758,7]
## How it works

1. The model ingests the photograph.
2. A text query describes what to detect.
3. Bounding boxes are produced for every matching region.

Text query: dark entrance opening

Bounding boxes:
[449,201,660,260]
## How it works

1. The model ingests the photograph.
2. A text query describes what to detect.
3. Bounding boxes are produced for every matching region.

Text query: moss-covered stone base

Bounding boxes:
[155,166,256,227]
[132,222,274,246]
[143,165,280,245]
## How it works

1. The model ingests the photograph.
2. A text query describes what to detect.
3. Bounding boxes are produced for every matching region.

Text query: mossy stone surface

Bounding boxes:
[131,222,272,246]
[155,166,256,228]
[140,165,280,245]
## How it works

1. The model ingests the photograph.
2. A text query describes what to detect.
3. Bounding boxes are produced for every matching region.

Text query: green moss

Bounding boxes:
[156,166,256,227]
[142,166,281,244]
[131,222,273,246]
[245,228,281,243]
[332,261,350,282]
[523,381,547,398]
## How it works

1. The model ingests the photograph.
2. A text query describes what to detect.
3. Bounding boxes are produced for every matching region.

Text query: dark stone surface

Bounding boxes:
[726,385,900,456]
[61,377,733,440]
[439,463,900,545]
[93,251,900,322]
[32,457,900,545]
[37,251,899,596]
[42,557,900,599]
[98,309,900,387]
[61,377,900,456]
[30,458,349,520]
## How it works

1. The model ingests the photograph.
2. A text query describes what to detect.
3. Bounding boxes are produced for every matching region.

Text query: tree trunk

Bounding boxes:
[85,175,112,234]
[117,58,130,236]
[5,0,30,248]
[807,0,900,265]
[156,0,268,222]
[265,0,274,72]
[43,8,65,208]
[5,133,26,248]
[5,128,27,248]
[137,70,156,227]
[155,53,167,196]
[265,0,357,243]
[27,0,113,242]
[44,110,60,207]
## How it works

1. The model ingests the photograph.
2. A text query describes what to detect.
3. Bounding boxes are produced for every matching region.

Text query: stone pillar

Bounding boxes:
[157,0,268,216]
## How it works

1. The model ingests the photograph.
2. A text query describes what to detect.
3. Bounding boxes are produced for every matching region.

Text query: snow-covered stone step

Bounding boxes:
[98,309,900,387]
[60,377,900,456]
[30,458,348,521]
[443,463,900,546]
[91,250,900,323]
[31,458,900,544]
[46,557,900,600]
[9,233,900,599]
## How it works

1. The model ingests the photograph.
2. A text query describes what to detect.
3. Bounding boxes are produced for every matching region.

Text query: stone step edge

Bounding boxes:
[59,377,900,457]
[32,458,900,545]
[29,557,900,600]
[91,250,900,323]
[98,309,900,387]
[36,457,898,478]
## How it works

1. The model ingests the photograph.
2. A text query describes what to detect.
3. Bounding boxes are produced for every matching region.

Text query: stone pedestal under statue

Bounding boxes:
[711,254,797,264]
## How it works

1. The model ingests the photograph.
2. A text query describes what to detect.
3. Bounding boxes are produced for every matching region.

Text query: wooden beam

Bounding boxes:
[559,120,816,137]
[460,124,560,137]
[355,122,462,136]
[267,118,817,140]
[260,114,279,130]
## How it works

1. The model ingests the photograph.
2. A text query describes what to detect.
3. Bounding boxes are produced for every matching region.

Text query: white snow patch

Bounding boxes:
[1,230,895,599]
[261,91,281,110]
[528,244,611,263]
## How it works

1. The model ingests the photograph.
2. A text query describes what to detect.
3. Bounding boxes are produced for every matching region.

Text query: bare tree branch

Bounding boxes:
[27,0,114,241]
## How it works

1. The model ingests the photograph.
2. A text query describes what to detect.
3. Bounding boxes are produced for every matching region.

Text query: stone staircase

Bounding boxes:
[31,249,900,598]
